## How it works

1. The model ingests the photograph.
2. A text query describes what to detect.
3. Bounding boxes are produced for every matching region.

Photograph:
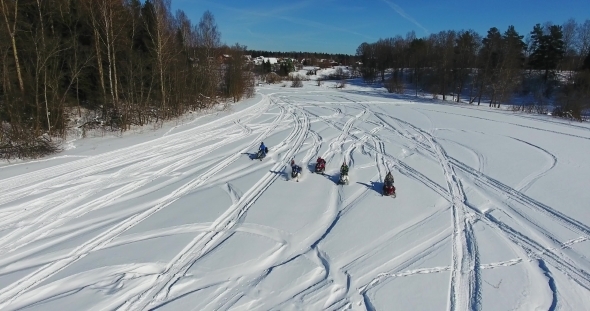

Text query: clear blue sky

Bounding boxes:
[172,0,590,55]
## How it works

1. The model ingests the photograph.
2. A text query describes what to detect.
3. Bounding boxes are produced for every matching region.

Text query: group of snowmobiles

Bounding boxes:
[253,142,396,197]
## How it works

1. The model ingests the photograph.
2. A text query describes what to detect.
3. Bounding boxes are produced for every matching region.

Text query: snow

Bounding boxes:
[1,80,589,310]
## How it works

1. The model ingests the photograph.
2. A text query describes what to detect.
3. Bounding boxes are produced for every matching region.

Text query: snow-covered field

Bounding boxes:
[1,81,589,311]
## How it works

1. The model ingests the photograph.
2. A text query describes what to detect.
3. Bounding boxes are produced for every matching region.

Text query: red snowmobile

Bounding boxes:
[315,157,326,174]
[383,181,396,197]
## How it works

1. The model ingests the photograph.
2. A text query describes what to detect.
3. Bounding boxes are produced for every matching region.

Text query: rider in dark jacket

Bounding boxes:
[340,162,349,175]
[291,159,302,174]
[385,171,394,185]
[259,142,267,156]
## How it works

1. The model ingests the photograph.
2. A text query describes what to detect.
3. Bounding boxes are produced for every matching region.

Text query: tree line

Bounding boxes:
[0,0,253,159]
[356,20,590,119]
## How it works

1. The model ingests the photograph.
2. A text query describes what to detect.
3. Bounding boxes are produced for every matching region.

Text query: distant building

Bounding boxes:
[253,56,278,66]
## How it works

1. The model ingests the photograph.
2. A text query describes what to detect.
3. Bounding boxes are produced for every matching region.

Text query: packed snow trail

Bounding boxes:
[123,103,311,310]
[0,85,589,311]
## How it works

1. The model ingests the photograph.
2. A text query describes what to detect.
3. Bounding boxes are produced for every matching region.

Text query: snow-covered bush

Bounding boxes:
[291,76,303,87]
[0,124,61,160]
[266,72,282,84]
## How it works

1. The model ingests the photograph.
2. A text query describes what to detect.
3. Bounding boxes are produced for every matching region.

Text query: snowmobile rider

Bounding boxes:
[259,142,267,156]
[291,159,302,174]
[385,171,394,185]
[317,157,326,166]
[340,162,349,175]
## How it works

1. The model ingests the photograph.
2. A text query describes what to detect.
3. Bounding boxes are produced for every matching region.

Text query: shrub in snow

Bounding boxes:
[265,72,282,84]
[0,125,61,160]
[386,77,404,94]
[291,76,303,87]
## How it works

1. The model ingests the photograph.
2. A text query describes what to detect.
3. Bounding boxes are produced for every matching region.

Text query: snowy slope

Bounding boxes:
[0,81,589,311]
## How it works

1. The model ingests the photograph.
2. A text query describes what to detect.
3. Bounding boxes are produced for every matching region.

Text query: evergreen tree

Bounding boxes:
[454,30,479,102]
[408,38,427,96]
[476,27,502,105]
[263,59,271,73]
[503,26,526,66]
[529,24,565,81]
[278,59,294,76]
[493,26,526,107]
[528,24,544,63]
[583,51,590,71]
[279,62,287,76]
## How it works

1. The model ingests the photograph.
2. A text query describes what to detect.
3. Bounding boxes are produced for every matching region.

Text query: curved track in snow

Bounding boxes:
[0,87,589,311]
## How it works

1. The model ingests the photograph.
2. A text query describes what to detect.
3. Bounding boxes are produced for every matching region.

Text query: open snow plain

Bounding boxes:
[1,82,589,310]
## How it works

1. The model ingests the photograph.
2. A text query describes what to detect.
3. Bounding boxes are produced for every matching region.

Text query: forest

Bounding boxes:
[0,0,253,158]
[2,0,589,160]
[354,21,590,119]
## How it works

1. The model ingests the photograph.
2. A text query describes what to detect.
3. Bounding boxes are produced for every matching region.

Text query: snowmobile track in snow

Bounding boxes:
[0,95,280,309]
[394,119,481,311]
[1,88,589,310]
[123,98,312,311]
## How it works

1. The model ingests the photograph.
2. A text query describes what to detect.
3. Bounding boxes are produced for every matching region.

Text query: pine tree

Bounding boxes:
[263,59,271,73]
[279,62,287,76]
[529,24,565,81]
[503,26,526,66]
[494,26,526,107]
[528,24,544,65]
[454,30,479,102]
[408,38,426,97]
[477,27,502,105]
[583,51,590,71]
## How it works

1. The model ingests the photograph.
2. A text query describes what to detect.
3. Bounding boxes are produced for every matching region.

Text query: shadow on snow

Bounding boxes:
[357,181,384,195]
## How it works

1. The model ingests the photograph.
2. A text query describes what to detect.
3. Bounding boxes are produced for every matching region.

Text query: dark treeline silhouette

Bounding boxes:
[356,21,590,120]
[0,0,253,159]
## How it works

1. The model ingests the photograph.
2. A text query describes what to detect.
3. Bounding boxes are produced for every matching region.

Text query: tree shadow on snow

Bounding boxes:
[331,77,468,107]
[357,181,384,195]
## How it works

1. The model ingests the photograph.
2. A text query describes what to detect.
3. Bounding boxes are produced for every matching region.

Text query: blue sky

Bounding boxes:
[172,0,590,55]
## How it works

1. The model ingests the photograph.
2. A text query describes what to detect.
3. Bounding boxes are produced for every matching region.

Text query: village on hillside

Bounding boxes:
[216,54,362,74]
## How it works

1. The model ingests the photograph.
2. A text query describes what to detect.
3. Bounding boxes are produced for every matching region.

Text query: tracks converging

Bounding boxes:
[0,89,588,310]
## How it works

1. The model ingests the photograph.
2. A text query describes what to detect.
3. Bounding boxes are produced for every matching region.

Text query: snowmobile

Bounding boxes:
[338,162,349,185]
[255,147,268,161]
[256,150,266,160]
[315,160,325,174]
[291,165,302,181]
[383,180,396,197]
[338,173,349,185]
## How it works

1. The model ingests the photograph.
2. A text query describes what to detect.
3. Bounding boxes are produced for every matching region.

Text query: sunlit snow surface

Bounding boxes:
[1,81,589,311]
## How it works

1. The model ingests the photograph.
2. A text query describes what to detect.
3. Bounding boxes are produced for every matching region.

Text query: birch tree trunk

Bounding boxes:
[0,0,24,94]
